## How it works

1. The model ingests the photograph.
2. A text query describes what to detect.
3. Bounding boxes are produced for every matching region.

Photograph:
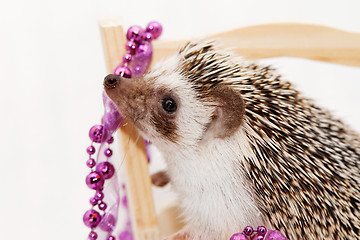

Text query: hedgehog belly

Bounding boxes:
[165,135,268,240]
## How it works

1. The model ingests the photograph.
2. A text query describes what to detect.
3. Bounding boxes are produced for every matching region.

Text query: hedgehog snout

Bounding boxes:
[103,74,121,89]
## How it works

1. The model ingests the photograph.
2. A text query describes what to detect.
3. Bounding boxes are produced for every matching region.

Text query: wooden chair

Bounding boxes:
[99,19,360,240]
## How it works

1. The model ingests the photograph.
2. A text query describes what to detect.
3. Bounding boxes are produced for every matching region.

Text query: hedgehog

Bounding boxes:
[104,41,360,240]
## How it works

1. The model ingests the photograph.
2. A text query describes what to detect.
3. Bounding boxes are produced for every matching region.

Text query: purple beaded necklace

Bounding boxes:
[83,21,162,240]
[230,226,288,240]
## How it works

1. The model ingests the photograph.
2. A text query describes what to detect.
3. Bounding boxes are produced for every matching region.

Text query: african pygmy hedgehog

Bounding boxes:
[104,41,360,240]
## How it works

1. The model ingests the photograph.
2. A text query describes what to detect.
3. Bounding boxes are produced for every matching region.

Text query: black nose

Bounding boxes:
[104,74,121,88]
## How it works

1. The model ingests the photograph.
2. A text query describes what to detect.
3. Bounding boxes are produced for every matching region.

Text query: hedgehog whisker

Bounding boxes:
[132,116,142,148]
[117,120,131,171]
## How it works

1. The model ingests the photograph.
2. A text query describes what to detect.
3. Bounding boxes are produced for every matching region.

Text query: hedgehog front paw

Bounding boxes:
[151,170,170,187]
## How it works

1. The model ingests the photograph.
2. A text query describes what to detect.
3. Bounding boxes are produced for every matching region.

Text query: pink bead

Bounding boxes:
[126,25,145,43]
[87,146,96,155]
[146,21,162,39]
[86,171,104,190]
[86,158,96,168]
[252,234,265,240]
[126,41,137,54]
[243,226,254,236]
[89,125,104,143]
[107,137,114,144]
[104,148,113,157]
[133,66,142,77]
[257,226,267,236]
[230,233,248,240]
[99,201,107,211]
[113,66,132,78]
[96,162,115,179]
[144,32,153,42]
[95,191,104,200]
[89,231,98,240]
[136,42,153,61]
[123,53,132,63]
[83,209,102,228]
[265,230,289,240]
[107,236,116,240]
[90,197,98,206]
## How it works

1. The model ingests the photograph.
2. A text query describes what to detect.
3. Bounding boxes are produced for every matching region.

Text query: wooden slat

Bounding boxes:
[151,23,360,67]
[99,18,161,240]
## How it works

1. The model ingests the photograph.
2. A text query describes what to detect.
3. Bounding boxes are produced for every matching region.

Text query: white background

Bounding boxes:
[0,0,359,239]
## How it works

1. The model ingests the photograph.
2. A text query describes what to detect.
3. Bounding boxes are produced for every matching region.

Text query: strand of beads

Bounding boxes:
[230,226,288,240]
[84,21,162,240]
[113,21,162,79]
[84,125,116,240]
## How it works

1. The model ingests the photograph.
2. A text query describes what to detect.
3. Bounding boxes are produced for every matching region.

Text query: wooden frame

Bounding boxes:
[99,19,360,240]
[152,23,360,67]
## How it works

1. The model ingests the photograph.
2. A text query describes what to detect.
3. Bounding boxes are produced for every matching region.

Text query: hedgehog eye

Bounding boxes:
[162,98,177,113]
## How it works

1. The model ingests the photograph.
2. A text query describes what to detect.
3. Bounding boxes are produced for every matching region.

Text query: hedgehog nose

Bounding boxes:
[104,74,121,88]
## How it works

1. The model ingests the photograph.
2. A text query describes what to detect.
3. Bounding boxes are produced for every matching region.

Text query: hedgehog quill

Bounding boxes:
[104,41,360,240]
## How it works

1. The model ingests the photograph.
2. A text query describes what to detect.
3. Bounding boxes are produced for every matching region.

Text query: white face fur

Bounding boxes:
[143,55,216,151]
[105,53,222,154]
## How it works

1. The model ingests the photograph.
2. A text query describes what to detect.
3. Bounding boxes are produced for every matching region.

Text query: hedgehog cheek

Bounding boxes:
[204,85,245,139]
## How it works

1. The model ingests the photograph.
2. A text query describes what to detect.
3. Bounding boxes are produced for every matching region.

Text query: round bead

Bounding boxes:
[99,201,107,211]
[126,41,137,54]
[136,42,153,61]
[86,171,105,190]
[89,125,104,143]
[251,233,265,240]
[243,226,254,236]
[133,66,143,78]
[86,158,96,168]
[146,21,162,39]
[229,233,248,240]
[87,146,96,155]
[266,230,289,240]
[83,209,102,228]
[107,136,114,144]
[126,25,145,43]
[96,162,115,179]
[257,226,267,236]
[123,53,133,63]
[89,231,98,240]
[90,197,98,206]
[99,213,116,232]
[104,148,113,157]
[107,236,116,240]
[95,191,104,200]
[113,66,132,79]
[144,32,153,42]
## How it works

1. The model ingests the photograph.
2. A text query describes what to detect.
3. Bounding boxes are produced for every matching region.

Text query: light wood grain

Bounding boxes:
[99,18,161,240]
[152,23,360,67]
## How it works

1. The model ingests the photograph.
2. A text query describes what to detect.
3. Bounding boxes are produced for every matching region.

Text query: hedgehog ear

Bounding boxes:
[206,85,245,139]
